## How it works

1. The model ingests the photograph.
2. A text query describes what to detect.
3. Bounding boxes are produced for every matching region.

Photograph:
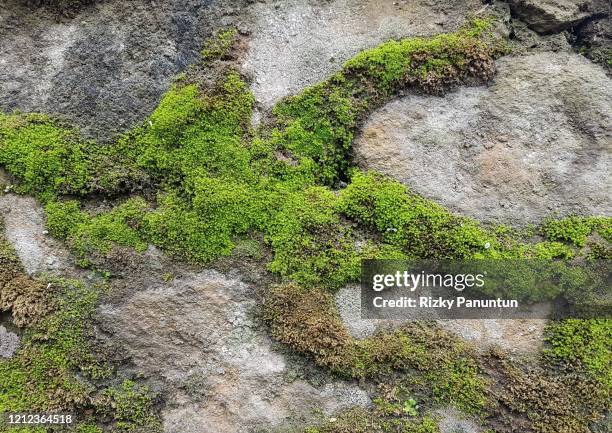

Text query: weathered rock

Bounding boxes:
[0,324,20,358]
[508,0,593,34]
[0,0,244,142]
[98,270,369,433]
[354,51,612,226]
[335,285,377,339]
[573,0,612,72]
[0,194,73,276]
[242,0,483,110]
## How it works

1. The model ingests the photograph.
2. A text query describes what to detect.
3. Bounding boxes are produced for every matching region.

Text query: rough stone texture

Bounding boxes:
[242,0,483,110]
[354,51,612,226]
[98,270,369,433]
[435,408,482,433]
[0,194,73,276]
[0,324,20,358]
[437,318,547,354]
[573,0,612,72]
[0,0,244,142]
[508,0,593,34]
[335,285,377,339]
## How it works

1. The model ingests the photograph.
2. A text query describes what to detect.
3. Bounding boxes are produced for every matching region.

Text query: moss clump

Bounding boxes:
[338,171,495,259]
[270,19,497,185]
[266,187,360,289]
[45,198,148,266]
[0,113,95,200]
[541,215,611,247]
[0,278,109,412]
[0,113,146,201]
[264,283,488,414]
[490,351,609,433]
[201,28,239,62]
[98,380,161,432]
[544,319,612,387]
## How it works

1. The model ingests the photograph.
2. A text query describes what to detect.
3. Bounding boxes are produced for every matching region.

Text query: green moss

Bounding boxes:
[544,319,612,387]
[0,112,146,201]
[266,187,359,289]
[491,352,609,433]
[201,28,238,62]
[269,19,497,185]
[0,113,94,200]
[343,18,494,92]
[45,198,149,265]
[142,188,260,262]
[338,171,495,259]
[541,216,611,247]
[0,278,109,412]
[100,380,161,432]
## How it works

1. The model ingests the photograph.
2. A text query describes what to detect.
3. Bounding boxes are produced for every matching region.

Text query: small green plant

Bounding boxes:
[201,28,238,61]
[101,380,161,432]
[544,319,612,387]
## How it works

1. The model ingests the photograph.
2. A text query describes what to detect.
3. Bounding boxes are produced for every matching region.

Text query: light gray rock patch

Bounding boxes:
[435,407,482,433]
[0,325,20,358]
[0,194,72,276]
[335,285,377,339]
[354,51,612,226]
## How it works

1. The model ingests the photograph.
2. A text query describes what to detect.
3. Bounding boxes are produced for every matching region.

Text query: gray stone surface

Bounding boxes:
[0,193,72,276]
[354,51,612,226]
[0,325,20,358]
[0,0,242,141]
[508,0,593,34]
[98,270,370,433]
[435,407,482,433]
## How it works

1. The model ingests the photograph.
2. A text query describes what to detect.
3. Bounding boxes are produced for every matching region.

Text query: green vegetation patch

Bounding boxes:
[544,319,612,387]
[0,225,160,432]
[270,18,497,186]
[201,28,239,62]
[45,198,149,266]
[0,20,503,271]
[541,216,611,247]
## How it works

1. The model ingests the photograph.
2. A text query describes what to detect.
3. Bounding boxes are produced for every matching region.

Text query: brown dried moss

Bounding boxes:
[0,220,55,327]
